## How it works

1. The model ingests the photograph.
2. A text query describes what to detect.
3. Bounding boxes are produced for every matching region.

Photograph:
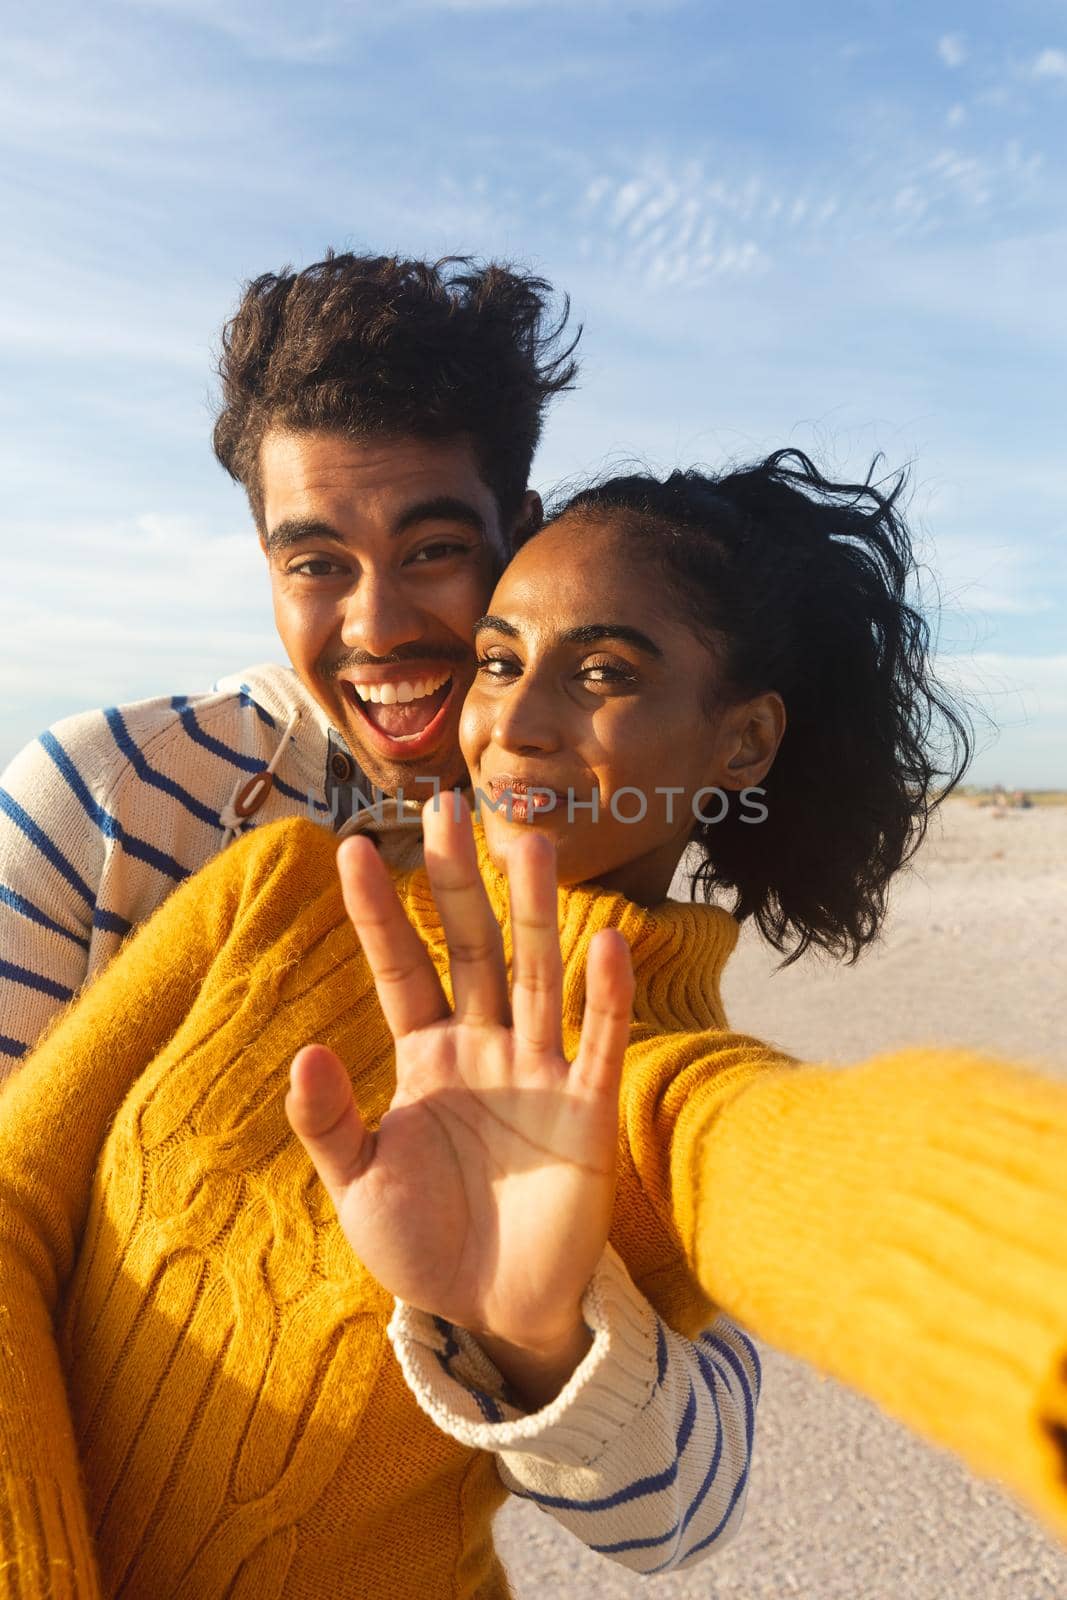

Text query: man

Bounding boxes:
[0,252,753,1576]
[0,254,569,1061]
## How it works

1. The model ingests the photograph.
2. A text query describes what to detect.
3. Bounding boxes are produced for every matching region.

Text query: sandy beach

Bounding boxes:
[497,798,1067,1599]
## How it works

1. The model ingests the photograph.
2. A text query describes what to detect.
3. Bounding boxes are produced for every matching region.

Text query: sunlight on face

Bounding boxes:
[261,431,507,795]
[460,514,743,905]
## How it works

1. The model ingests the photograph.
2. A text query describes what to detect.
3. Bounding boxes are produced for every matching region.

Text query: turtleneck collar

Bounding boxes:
[398,815,737,1037]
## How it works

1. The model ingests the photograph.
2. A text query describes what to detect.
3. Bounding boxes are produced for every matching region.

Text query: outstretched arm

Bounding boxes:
[662,1043,1067,1546]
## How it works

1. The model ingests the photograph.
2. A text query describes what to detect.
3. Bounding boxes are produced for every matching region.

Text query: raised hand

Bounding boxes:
[285,794,635,1398]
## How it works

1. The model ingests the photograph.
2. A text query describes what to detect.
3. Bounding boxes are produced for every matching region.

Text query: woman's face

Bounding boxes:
[459,514,783,905]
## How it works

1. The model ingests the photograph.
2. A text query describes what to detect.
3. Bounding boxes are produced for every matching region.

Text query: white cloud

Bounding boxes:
[1032,48,1067,81]
[946,103,966,128]
[0,514,278,733]
[577,163,773,289]
[938,34,967,69]
[934,652,1067,790]
[939,653,1067,724]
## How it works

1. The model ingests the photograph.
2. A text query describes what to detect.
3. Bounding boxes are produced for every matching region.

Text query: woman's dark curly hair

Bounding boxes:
[543,451,973,964]
[212,251,579,531]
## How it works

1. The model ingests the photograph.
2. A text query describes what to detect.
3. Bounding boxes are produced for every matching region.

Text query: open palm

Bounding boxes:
[285,796,635,1357]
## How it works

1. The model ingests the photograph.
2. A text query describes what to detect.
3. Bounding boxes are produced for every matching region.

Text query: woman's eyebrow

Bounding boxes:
[473,616,664,659]
[473,614,519,639]
[562,623,664,659]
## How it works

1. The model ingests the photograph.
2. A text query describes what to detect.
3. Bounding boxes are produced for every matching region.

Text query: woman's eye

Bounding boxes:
[579,661,634,684]
[475,655,519,679]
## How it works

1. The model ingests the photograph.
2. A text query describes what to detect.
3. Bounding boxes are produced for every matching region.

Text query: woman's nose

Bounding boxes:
[490,674,562,755]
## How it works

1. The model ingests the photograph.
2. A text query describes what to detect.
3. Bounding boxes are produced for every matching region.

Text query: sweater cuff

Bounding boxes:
[387,1243,660,1466]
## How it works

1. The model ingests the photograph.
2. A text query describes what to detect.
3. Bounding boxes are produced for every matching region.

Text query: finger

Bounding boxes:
[421,791,510,1026]
[337,835,450,1039]
[571,929,634,1097]
[286,1044,375,1205]
[507,829,565,1065]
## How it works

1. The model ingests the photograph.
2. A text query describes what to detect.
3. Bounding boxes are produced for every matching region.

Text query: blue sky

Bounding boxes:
[2,0,1065,785]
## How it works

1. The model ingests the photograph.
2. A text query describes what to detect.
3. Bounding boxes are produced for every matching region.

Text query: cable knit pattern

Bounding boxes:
[0,817,749,1598]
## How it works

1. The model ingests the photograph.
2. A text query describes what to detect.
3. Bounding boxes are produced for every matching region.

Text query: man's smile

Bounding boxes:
[337,666,459,759]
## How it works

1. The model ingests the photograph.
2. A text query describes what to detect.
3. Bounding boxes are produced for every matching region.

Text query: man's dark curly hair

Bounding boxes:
[212,251,579,531]
[543,451,974,964]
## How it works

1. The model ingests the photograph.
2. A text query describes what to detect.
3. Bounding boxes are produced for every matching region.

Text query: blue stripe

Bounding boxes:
[177,705,328,811]
[517,1375,697,1516]
[654,1318,669,1386]
[104,707,223,828]
[597,1345,729,1567]
[170,695,188,710]
[433,1350,505,1422]
[177,705,270,774]
[239,685,276,727]
[0,958,74,1003]
[40,733,189,885]
[672,1340,753,1563]
[0,1034,27,1060]
[93,907,133,936]
[0,787,95,908]
[0,884,89,948]
[430,1317,504,1423]
[724,1323,762,1402]
[700,1330,756,1447]
[432,1314,458,1354]
[677,1461,750,1564]
[470,1384,504,1423]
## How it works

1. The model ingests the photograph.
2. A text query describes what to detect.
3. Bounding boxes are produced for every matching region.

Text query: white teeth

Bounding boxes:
[351,671,451,704]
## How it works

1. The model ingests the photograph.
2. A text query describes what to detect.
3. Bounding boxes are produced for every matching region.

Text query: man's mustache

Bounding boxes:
[320,645,472,679]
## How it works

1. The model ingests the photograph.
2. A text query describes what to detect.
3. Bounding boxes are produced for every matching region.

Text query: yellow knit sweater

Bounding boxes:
[2,817,1066,1598]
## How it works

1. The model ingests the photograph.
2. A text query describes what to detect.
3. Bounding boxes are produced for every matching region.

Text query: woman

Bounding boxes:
[2,454,1064,1599]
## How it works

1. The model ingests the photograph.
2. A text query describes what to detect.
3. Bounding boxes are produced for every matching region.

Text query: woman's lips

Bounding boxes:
[481,777,571,821]
[340,676,456,759]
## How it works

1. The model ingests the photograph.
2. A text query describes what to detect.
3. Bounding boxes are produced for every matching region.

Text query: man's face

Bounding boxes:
[261,430,521,795]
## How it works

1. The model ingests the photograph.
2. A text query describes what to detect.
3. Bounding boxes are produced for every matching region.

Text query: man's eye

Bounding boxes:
[408,541,469,563]
[287,558,345,578]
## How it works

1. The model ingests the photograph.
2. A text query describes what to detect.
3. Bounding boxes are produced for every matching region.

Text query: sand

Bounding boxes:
[497,799,1067,1598]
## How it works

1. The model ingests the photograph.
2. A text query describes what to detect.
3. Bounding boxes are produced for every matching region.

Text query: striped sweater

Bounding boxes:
[0,663,336,1064]
[0,661,754,1578]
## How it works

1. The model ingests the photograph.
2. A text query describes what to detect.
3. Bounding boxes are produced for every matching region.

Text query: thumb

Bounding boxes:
[286,1044,374,1207]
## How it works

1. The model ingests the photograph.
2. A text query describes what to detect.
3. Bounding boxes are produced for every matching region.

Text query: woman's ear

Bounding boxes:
[720,692,786,789]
